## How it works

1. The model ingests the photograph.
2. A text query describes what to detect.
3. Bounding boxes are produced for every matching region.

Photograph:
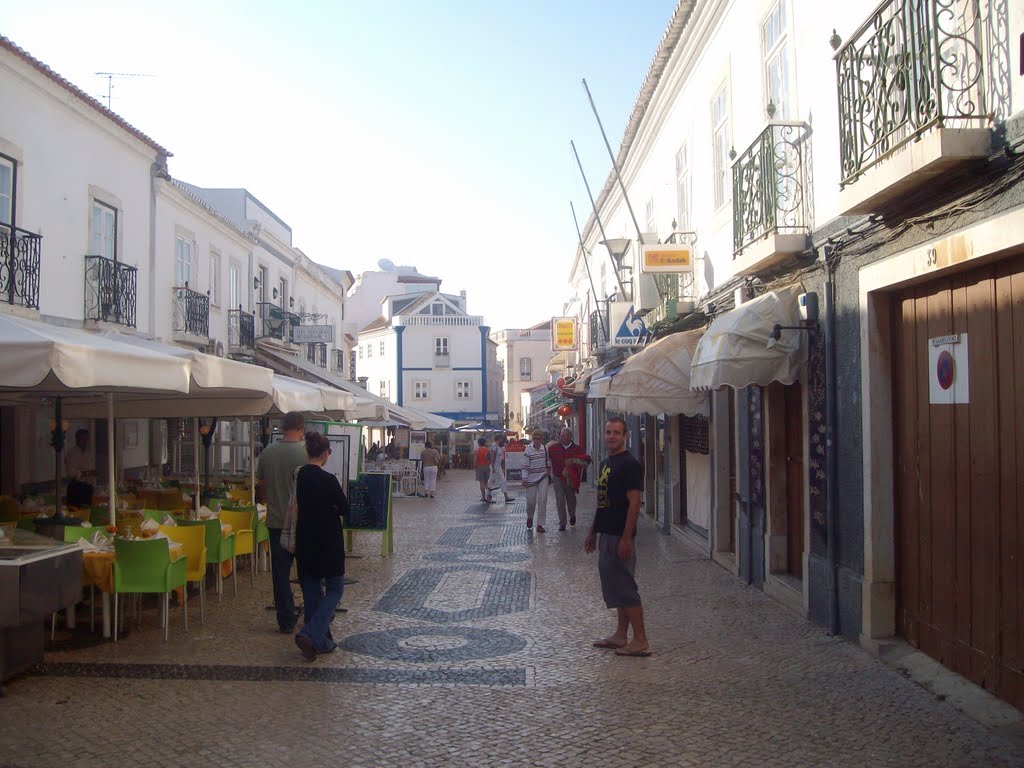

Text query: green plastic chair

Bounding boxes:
[112,538,187,642]
[0,495,19,522]
[179,519,236,598]
[89,506,112,527]
[252,510,270,572]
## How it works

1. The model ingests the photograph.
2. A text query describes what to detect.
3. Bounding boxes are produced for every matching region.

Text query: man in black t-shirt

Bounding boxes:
[584,416,651,656]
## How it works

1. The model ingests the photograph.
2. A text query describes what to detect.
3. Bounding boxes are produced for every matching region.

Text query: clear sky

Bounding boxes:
[3,0,678,332]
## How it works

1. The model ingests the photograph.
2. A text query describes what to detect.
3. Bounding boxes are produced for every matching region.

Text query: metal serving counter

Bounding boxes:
[0,527,82,691]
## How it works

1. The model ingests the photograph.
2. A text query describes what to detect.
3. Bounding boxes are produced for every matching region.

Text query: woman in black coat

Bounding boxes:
[294,431,348,661]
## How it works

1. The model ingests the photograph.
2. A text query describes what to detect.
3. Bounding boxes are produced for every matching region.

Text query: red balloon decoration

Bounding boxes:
[557,404,573,417]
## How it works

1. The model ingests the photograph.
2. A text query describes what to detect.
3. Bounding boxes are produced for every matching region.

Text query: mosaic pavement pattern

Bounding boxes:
[1,472,1021,767]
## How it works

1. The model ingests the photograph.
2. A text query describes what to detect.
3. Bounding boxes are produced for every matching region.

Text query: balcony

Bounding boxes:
[331,348,346,375]
[306,342,328,369]
[397,314,483,327]
[732,121,812,277]
[835,0,998,215]
[228,307,255,356]
[434,353,450,368]
[171,284,210,345]
[256,302,297,344]
[1,225,41,310]
[588,309,607,356]
[84,255,136,328]
[645,273,697,327]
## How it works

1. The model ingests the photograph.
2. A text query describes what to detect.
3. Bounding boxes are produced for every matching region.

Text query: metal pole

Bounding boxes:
[570,201,607,342]
[824,280,840,635]
[54,397,63,518]
[581,78,646,247]
[107,394,116,526]
[570,140,628,299]
[250,420,257,505]
[193,417,200,519]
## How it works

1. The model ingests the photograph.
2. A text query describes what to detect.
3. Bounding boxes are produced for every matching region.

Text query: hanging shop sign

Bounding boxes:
[550,317,579,351]
[290,324,335,344]
[640,243,693,273]
[928,333,969,404]
[608,301,649,347]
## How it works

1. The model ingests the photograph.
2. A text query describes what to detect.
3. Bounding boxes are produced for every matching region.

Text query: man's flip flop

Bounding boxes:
[615,644,652,657]
[592,638,626,649]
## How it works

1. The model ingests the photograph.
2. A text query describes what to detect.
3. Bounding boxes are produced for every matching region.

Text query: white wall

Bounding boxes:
[0,48,162,330]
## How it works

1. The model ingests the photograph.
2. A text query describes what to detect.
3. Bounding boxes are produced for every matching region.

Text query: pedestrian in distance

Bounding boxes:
[256,411,308,634]
[420,441,440,498]
[475,437,491,502]
[548,427,592,531]
[584,416,651,657]
[293,431,349,661]
[522,428,552,532]
[486,434,516,504]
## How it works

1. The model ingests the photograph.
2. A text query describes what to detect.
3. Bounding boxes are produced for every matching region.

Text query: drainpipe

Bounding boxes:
[149,161,166,336]
[824,276,840,636]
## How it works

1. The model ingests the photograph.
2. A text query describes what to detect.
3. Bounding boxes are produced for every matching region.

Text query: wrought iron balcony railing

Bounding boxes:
[228,307,255,351]
[84,254,137,327]
[733,121,812,255]
[331,348,346,374]
[171,284,210,339]
[256,302,297,342]
[588,309,607,351]
[306,342,328,368]
[1,224,42,309]
[434,352,450,368]
[836,0,1003,186]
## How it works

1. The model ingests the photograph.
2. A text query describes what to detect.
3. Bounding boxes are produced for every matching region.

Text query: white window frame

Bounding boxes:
[257,265,269,304]
[209,251,220,306]
[711,83,731,210]
[645,196,656,236]
[175,235,194,287]
[413,380,429,400]
[520,357,532,381]
[367,341,373,358]
[675,141,691,233]
[229,263,240,310]
[0,154,14,227]
[379,340,385,356]
[762,1,793,119]
[379,379,388,398]
[278,277,288,309]
[435,337,449,356]
[92,200,117,261]
[358,345,364,360]
[456,380,472,400]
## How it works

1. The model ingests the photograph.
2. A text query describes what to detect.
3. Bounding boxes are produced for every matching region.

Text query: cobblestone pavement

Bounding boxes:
[2,471,1021,767]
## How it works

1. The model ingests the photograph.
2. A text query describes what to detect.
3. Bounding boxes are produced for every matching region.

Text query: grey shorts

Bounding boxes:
[475,466,489,482]
[597,533,641,608]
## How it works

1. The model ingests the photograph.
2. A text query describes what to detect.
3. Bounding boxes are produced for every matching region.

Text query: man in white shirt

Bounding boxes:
[65,429,95,508]
[522,429,551,533]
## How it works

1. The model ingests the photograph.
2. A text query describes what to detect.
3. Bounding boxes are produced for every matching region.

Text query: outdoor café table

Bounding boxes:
[82,540,185,639]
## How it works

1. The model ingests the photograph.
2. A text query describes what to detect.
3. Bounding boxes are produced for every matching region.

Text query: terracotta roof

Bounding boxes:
[0,34,172,158]
[360,316,390,333]
[579,2,695,247]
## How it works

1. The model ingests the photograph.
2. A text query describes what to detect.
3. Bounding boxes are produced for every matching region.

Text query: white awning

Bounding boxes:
[606,329,707,416]
[0,314,191,398]
[690,286,804,390]
[587,364,623,399]
[546,351,569,374]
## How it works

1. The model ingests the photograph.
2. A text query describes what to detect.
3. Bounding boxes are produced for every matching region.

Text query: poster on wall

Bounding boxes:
[928,333,969,405]
[607,302,649,347]
[550,317,578,351]
[409,430,426,461]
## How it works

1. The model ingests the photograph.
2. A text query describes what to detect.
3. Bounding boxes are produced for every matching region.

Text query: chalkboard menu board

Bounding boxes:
[346,472,391,531]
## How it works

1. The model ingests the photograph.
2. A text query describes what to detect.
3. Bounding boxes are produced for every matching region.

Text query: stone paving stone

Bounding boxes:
[0,471,1020,767]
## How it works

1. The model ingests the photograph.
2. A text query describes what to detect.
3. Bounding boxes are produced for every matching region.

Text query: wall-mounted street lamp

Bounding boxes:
[253,276,260,291]
[600,238,633,300]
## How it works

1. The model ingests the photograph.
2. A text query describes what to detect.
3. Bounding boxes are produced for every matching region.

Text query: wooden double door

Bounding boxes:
[892,253,1024,709]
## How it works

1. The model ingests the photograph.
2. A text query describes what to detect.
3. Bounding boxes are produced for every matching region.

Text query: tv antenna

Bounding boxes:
[94,71,154,110]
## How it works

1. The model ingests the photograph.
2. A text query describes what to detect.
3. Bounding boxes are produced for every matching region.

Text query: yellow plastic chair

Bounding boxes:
[218,509,255,587]
[158,525,207,627]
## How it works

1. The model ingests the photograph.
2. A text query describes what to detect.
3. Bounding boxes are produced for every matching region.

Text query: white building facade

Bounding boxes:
[490,323,556,433]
